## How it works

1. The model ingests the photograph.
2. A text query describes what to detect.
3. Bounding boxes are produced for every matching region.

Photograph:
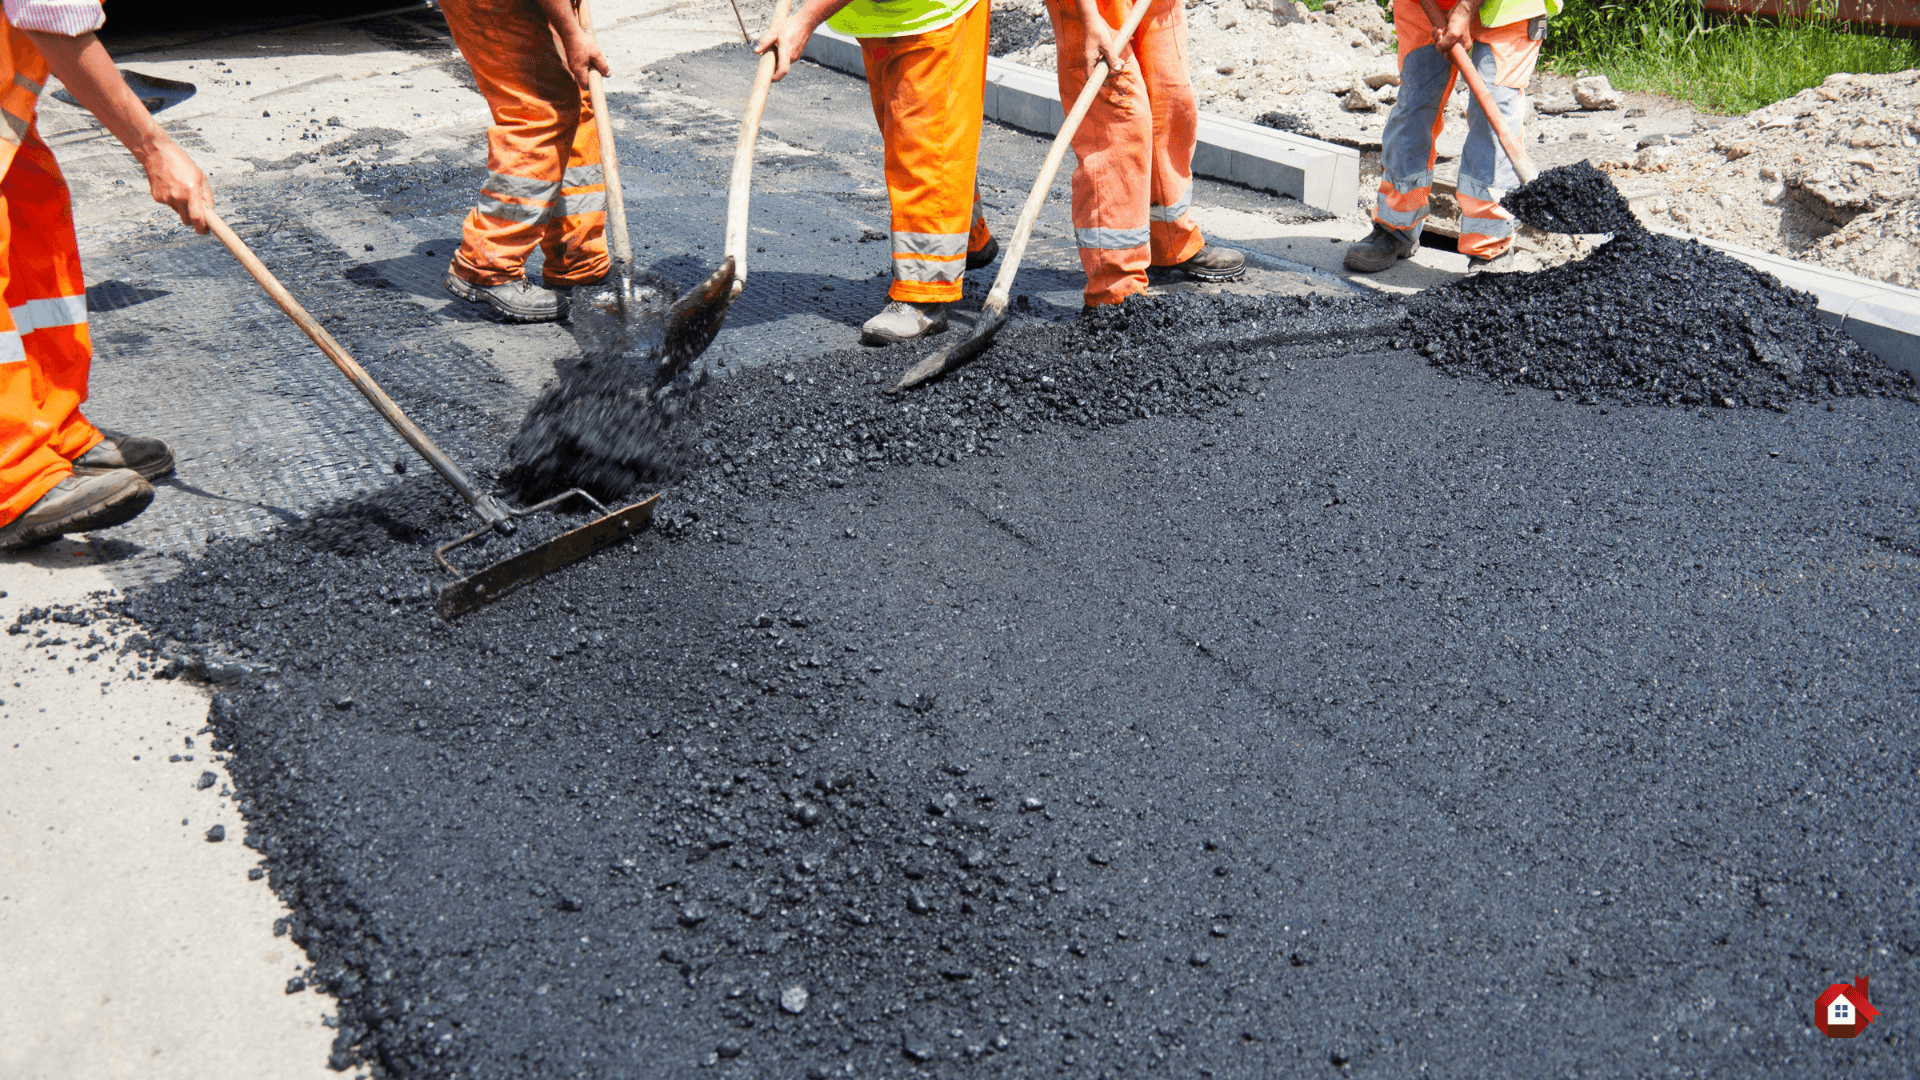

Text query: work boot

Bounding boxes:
[443,271,567,323]
[0,470,154,551]
[1164,244,1246,282]
[71,430,175,481]
[1343,224,1416,273]
[966,237,1000,272]
[861,300,948,346]
[1467,248,1516,274]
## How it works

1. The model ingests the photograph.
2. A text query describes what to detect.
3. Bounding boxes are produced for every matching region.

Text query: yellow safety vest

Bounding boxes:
[827,0,982,38]
[1465,0,1563,30]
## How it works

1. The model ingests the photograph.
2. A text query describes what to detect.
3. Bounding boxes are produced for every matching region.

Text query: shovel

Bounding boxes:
[206,210,658,619]
[894,0,1156,392]
[1415,0,1538,186]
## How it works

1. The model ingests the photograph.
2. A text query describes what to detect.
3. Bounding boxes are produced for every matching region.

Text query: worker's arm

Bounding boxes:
[538,0,610,88]
[753,0,854,82]
[1433,0,1479,53]
[1073,0,1129,78]
[23,29,213,233]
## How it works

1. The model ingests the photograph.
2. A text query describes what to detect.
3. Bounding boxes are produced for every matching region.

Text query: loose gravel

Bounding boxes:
[1502,161,1642,236]
[102,288,1920,1079]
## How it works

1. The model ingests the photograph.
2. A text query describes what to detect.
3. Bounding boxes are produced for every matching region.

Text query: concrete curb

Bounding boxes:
[1648,225,1920,379]
[802,27,1361,214]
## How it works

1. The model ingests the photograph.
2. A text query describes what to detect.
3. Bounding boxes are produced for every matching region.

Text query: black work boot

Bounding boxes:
[966,236,1000,271]
[1344,224,1416,272]
[443,271,567,323]
[72,430,175,481]
[0,470,154,551]
[1165,243,1247,282]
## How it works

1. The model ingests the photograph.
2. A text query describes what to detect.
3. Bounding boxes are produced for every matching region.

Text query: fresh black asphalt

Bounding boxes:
[42,15,1920,1080]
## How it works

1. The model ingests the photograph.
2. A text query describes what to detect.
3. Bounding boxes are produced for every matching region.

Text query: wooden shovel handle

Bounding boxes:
[579,0,634,275]
[1414,0,1538,185]
[724,0,796,292]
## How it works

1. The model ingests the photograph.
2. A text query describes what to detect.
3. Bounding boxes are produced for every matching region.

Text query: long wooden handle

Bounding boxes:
[1415,0,1538,186]
[579,1,634,278]
[205,210,510,528]
[985,0,1157,311]
[725,0,795,292]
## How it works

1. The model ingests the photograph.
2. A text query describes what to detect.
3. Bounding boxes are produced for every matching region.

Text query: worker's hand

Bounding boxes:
[1081,19,1129,78]
[1434,0,1476,53]
[140,135,214,234]
[753,18,811,82]
[559,28,612,88]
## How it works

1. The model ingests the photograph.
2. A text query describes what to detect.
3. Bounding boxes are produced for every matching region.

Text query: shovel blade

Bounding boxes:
[435,494,660,619]
[894,302,1009,392]
[654,256,739,389]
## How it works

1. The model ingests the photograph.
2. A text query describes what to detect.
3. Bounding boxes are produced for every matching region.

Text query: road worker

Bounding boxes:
[1046,0,1244,309]
[1,0,205,551]
[439,0,611,323]
[1346,0,1555,273]
[757,0,1000,345]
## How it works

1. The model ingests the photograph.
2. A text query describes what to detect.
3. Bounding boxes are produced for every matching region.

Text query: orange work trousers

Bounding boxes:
[441,0,609,288]
[1046,0,1204,306]
[0,129,99,529]
[858,0,994,305]
[1376,0,1540,260]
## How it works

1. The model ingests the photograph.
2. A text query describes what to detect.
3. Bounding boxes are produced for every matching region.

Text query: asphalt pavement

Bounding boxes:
[7,6,1917,1078]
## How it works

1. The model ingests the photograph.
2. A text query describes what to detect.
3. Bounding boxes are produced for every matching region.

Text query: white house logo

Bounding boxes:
[1813,976,1878,1039]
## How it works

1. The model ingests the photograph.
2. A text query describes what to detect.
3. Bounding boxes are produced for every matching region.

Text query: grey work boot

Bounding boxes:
[861,300,949,346]
[72,430,175,481]
[1163,243,1247,282]
[1344,224,1416,273]
[443,271,567,323]
[0,470,154,551]
[1467,247,1516,274]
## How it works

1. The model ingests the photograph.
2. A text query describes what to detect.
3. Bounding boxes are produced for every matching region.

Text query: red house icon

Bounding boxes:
[1814,976,1879,1038]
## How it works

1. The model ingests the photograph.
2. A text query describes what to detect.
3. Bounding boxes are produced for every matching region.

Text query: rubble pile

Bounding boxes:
[1618,70,1920,288]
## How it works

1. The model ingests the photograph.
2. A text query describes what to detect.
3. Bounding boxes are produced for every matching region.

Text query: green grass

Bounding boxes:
[1542,0,1920,114]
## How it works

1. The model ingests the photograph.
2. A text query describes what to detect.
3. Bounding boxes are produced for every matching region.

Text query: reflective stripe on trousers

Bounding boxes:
[859,1,994,304]
[1,126,102,528]
[440,0,610,288]
[1047,0,1205,307]
[1374,0,1539,260]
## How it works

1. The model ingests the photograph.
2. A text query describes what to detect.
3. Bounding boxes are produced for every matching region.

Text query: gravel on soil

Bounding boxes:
[97,282,1920,1078]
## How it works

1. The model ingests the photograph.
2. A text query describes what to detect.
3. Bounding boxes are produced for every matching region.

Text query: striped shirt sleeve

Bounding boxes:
[3,0,107,35]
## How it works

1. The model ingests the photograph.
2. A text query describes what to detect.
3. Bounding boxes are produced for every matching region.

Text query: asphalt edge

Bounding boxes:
[802,27,1362,215]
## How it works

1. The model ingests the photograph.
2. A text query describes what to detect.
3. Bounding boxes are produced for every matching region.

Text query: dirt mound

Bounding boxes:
[1404,229,1916,409]
[1621,70,1920,289]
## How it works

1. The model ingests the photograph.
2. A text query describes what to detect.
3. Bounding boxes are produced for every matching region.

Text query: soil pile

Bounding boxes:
[1404,229,1916,409]
[1502,161,1640,235]
[1619,70,1920,288]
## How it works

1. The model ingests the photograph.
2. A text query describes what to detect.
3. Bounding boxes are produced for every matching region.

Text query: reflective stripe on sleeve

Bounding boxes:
[892,231,968,258]
[0,330,23,363]
[1148,184,1191,223]
[474,195,550,224]
[481,171,561,201]
[1,108,28,144]
[555,190,608,217]
[15,73,45,96]
[1075,226,1150,251]
[11,294,88,335]
[891,257,965,284]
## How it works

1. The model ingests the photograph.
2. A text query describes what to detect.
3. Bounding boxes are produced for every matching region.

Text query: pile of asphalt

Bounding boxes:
[1500,161,1641,236]
[1403,229,1916,409]
[114,290,1919,1078]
